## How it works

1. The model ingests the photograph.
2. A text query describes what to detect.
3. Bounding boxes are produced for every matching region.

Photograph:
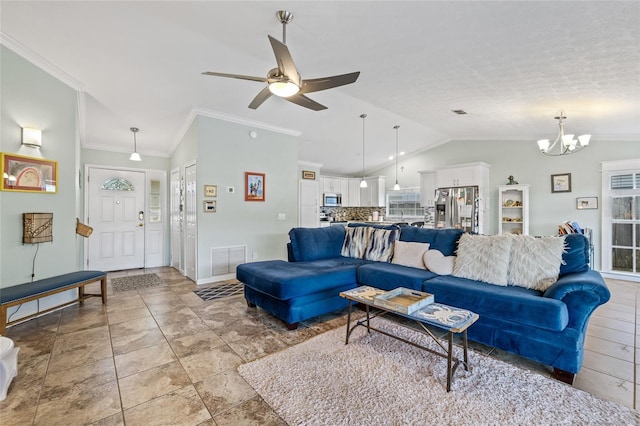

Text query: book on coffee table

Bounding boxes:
[340,286,387,303]
[411,303,478,331]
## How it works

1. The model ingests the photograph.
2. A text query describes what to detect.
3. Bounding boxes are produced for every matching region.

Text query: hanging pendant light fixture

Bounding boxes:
[359,114,368,188]
[537,112,590,156]
[393,125,400,191]
[129,127,142,161]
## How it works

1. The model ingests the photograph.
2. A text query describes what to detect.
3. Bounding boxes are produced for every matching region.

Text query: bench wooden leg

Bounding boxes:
[79,285,85,303]
[100,276,107,304]
[0,305,6,336]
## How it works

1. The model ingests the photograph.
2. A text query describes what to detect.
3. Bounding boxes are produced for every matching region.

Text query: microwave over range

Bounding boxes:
[323,193,342,207]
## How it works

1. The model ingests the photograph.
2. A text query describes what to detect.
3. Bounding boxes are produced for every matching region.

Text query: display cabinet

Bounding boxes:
[498,184,529,235]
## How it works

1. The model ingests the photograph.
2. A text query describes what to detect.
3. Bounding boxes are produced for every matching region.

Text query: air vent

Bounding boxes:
[451,109,468,115]
[211,245,247,276]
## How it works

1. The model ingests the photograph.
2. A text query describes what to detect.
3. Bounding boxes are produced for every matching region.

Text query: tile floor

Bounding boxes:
[0,268,637,425]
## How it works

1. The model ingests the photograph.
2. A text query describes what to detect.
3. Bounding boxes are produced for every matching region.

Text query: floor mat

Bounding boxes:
[111,273,163,293]
[194,281,244,301]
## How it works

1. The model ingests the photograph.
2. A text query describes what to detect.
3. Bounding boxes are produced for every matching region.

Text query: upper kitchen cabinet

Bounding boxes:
[435,162,490,188]
[346,178,361,207]
[321,176,342,193]
[360,176,386,207]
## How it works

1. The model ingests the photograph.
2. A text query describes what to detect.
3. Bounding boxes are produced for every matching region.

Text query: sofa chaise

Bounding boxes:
[236,223,610,383]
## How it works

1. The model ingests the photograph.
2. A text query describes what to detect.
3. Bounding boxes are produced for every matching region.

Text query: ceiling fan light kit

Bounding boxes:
[537,112,590,156]
[202,10,360,111]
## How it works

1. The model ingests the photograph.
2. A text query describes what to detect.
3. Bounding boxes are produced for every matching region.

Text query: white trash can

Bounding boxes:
[0,336,19,401]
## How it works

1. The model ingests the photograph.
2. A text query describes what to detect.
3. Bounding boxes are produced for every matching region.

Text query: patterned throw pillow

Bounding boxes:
[364,228,400,262]
[341,226,371,258]
[391,241,430,269]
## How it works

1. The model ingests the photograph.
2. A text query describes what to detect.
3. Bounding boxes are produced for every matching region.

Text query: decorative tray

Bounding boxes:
[373,287,434,314]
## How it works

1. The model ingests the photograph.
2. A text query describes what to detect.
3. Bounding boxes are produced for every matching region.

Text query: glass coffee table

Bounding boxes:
[340,285,479,392]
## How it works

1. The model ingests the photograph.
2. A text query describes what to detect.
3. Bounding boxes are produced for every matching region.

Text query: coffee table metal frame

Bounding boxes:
[341,287,479,392]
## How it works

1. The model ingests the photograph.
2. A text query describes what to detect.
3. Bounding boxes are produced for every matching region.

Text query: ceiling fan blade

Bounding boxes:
[285,94,327,111]
[202,71,267,83]
[248,86,273,109]
[300,72,361,94]
[268,35,301,87]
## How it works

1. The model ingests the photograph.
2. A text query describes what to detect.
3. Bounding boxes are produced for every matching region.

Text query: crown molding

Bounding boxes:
[169,107,303,155]
[1,32,85,91]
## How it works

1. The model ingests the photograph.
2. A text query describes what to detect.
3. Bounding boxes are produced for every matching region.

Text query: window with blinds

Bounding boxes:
[610,172,640,274]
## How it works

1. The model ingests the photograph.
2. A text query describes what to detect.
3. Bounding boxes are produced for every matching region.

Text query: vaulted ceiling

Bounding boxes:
[2,1,639,175]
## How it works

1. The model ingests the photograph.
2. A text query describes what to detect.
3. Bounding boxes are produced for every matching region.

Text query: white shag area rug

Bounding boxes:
[238,318,639,426]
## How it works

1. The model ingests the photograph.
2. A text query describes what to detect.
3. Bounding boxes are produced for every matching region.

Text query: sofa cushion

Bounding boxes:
[356,262,437,292]
[453,234,513,285]
[392,241,430,269]
[341,226,371,258]
[237,260,357,300]
[560,233,590,276]
[422,275,569,332]
[363,228,399,262]
[506,234,565,291]
[423,249,455,275]
[398,227,463,256]
[289,226,346,262]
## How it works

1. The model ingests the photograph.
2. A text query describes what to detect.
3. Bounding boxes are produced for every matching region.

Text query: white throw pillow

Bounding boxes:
[452,234,513,286]
[506,234,566,291]
[423,249,455,275]
[391,241,430,269]
[341,226,371,259]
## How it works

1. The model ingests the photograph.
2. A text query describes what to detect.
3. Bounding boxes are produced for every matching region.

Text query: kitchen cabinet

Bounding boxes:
[360,176,386,207]
[435,162,490,188]
[498,184,529,235]
[321,177,341,193]
[419,171,437,207]
[346,178,361,207]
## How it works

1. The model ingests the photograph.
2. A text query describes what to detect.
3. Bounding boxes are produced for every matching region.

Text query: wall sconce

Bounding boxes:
[22,127,42,148]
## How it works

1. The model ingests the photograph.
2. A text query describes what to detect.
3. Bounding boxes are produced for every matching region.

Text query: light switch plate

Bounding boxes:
[277,213,286,221]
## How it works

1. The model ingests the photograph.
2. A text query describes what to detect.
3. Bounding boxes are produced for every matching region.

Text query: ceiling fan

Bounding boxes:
[202,10,360,111]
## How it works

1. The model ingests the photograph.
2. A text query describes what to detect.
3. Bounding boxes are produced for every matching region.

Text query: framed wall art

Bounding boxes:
[245,172,265,202]
[204,184,217,197]
[302,170,316,180]
[1,153,58,193]
[203,200,217,212]
[551,173,572,193]
[576,197,598,210]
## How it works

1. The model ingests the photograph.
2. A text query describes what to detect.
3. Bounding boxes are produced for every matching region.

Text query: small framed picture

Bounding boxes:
[576,197,598,210]
[551,173,572,193]
[245,172,265,202]
[302,170,316,180]
[203,200,217,212]
[204,185,217,197]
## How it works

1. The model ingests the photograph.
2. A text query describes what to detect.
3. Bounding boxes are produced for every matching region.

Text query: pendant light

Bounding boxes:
[359,114,368,188]
[393,125,400,190]
[129,127,142,161]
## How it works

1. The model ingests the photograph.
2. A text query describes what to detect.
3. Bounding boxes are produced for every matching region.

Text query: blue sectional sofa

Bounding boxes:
[236,224,610,383]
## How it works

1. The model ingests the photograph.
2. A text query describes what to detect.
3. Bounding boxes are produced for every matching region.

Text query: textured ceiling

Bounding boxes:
[1,1,639,175]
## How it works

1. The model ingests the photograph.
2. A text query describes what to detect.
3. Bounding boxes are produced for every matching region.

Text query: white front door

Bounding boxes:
[184,163,197,281]
[87,168,146,271]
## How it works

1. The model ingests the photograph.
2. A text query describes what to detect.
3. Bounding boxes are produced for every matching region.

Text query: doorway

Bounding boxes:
[86,167,146,271]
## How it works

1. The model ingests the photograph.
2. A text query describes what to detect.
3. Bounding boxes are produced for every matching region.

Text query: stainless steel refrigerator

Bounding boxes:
[434,186,479,233]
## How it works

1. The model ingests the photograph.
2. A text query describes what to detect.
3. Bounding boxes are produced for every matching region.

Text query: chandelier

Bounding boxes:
[537,112,590,156]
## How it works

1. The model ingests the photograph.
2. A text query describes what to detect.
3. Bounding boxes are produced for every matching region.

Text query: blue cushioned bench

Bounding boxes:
[0,270,107,335]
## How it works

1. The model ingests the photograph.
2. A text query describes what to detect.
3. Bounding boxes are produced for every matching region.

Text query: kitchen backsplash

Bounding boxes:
[323,207,387,221]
